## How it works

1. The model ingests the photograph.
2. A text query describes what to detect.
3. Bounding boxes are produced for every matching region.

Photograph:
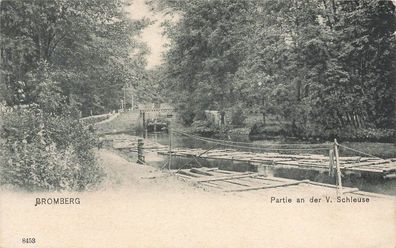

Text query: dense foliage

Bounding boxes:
[0,65,104,190]
[151,0,396,139]
[0,0,147,190]
[1,106,104,191]
[1,0,148,115]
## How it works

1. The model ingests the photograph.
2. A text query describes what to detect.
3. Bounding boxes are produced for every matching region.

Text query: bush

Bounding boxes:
[230,106,246,127]
[0,104,105,191]
[190,120,218,135]
[248,117,395,143]
[328,128,396,143]
[295,126,395,142]
[0,68,106,191]
[179,108,196,126]
[249,121,288,136]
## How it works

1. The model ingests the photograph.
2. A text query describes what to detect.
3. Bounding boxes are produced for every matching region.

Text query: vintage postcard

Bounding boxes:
[0,0,395,247]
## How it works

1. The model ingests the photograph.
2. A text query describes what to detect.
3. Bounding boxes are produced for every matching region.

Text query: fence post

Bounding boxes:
[328,149,334,177]
[334,139,343,194]
[168,120,172,170]
[142,111,146,128]
[257,164,268,177]
[137,138,145,164]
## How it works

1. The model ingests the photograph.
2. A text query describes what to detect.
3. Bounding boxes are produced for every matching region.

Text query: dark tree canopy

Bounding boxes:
[151,0,396,134]
[1,0,149,116]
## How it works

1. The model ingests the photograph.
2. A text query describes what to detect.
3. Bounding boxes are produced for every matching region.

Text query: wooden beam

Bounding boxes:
[200,182,223,189]
[221,180,252,187]
[190,168,214,176]
[225,180,310,192]
[341,188,360,194]
[202,167,219,171]
[383,173,396,179]
[344,160,391,168]
[177,170,200,178]
[194,173,258,183]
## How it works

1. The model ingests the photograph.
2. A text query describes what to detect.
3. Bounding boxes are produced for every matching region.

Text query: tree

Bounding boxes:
[154,0,254,124]
[0,0,151,190]
[0,0,149,115]
[150,0,395,137]
[235,0,395,134]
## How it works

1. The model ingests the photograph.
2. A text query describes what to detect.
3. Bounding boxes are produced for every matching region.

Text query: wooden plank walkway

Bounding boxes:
[105,134,396,178]
[158,148,396,177]
[173,167,391,198]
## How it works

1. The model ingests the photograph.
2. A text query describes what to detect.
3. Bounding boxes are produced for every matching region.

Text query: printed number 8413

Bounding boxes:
[22,238,36,244]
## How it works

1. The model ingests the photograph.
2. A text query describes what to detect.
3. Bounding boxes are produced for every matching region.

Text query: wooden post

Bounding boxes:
[142,111,146,129]
[168,120,172,170]
[334,139,343,194]
[328,149,334,177]
[142,111,148,138]
[123,87,126,111]
[257,164,268,177]
[137,138,145,164]
[220,111,225,126]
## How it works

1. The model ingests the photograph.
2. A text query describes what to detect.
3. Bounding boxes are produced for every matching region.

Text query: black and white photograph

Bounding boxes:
[0,0,395,247]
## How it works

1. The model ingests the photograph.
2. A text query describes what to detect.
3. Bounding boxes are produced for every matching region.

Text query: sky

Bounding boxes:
[126,0,170,69]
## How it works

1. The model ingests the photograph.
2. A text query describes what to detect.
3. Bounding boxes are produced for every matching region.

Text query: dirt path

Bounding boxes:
[1,149,395,248]
[97,149,209,194]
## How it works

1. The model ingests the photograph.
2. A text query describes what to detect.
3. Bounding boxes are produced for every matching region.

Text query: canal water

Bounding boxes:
[122,132,395,195]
